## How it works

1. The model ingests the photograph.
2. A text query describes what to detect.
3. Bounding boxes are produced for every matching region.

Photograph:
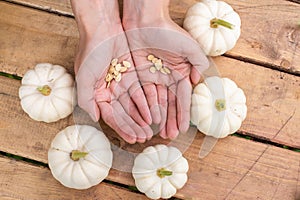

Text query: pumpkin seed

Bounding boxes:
[160,68,168,75]
[147,55,155,61]
[152,58,158,63]
[113,70,120,76]
[163,67,171,74]
[111,58,118,66]
[154,62,162,70]
[119,67,128,73]
[115,64,122,71]
[115,73,122,82]
[109,66,115,74]
[150,66,157,74]
[105,73,113,82]
[123,61,131,68]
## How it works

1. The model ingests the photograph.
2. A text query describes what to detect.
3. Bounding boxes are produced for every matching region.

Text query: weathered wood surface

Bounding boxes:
[0,2,299,148]
[0,1,78,76]
[0,156,148,200]
[0,75,299,199]
[0,1,300,199]
[4,0,300,74]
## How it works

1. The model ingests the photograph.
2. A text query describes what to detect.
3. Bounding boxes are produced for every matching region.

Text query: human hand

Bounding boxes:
[123,0,209,139]
[71,0,153,143]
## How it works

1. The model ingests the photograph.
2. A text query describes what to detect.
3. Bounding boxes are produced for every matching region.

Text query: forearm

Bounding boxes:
[70,0,121,36]
[123,0,171,25]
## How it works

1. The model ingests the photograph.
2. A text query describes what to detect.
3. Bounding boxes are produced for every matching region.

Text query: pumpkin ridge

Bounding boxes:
[63,127,78,150]
[33,69,43,85]
[78,162,93,186]
[56,161,72,180]
[46,64,55,83]
[144,152,160,167]
[19,89,40,103]
[83,157,109,170]
[21,93,41,109]
[49,71,68,85]
[48,151,69,169]
[49,98,62,119]
[85,151,112,169]
[78,128,97,148]
[51,93,73,109]
[204,2,217,18]
[144,180,160,194]
[50,147,70,155]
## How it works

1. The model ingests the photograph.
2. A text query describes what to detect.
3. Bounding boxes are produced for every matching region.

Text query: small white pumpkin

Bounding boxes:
[48,125,113,190]
[19,63,76,123]
[191,76,247,138]
[132,145,189,199]
[183,0,241,56]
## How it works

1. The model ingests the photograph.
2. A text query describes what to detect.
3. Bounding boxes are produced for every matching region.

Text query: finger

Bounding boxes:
[114,101,148,143]
[167,88,179,140]
[157,85,168,138]
[143,84,161,124]
[191,67,202,85]
[118,93,153,140]
[98,102,137,144]
[177,78,192,133]
[129,84,152,125]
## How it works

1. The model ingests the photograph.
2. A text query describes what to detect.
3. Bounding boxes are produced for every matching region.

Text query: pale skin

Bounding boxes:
[71,0,153,144]
[71,0,209,143]
[123,0,209,139]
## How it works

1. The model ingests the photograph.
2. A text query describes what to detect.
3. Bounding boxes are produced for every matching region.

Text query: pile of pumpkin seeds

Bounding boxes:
[105,58,131,88]
[147,55,171,75]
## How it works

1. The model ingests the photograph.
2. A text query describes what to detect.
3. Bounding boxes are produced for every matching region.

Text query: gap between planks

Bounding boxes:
[0,75,299,199]
[0,155,149,200]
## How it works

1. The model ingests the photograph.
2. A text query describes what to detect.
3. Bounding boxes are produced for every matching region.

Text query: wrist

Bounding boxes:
[123,0,170,28]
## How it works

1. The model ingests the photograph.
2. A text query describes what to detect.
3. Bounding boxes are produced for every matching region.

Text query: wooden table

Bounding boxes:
[0,0,299,199]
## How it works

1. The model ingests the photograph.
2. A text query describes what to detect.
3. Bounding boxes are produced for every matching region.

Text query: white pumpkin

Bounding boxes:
[183,0,241,56]
[19,63,76,123]
[191,76,247,138]
[132,145,189,199]
[48,125,113,190]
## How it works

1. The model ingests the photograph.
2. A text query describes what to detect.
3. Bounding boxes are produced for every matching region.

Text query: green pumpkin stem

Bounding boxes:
[37,85,52,96]
[70,150,88,161]
[210,18,235,29]
[215,99,227,112]
[157,168,173,178]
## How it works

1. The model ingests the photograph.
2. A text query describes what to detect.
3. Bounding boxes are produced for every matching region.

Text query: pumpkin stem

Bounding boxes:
[70,150,88,161]
[157,168,173,178]
[215,99,226,112]
[210,18,235,29]
[37,85,52,96]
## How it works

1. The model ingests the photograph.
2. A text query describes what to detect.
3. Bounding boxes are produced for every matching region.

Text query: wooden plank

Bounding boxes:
[5,0,300,74]
[0,74,299,199]
[214,56,300,149]
[1,2,300,147]
[0,1,78,76]
[0,156,148,200]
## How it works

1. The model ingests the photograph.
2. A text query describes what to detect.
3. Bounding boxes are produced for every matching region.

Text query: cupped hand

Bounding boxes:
[123,0,209,139]
[71,0,152,143]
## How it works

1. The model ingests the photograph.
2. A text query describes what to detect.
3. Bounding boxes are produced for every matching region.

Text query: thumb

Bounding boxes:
[184,40,210,85]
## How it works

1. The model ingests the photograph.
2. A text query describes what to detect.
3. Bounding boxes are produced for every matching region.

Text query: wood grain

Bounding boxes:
[0,2,300,148]
[0,1,78,76]
[4,0,300,74]
[0,71,299,199]
[0,156,148,200]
